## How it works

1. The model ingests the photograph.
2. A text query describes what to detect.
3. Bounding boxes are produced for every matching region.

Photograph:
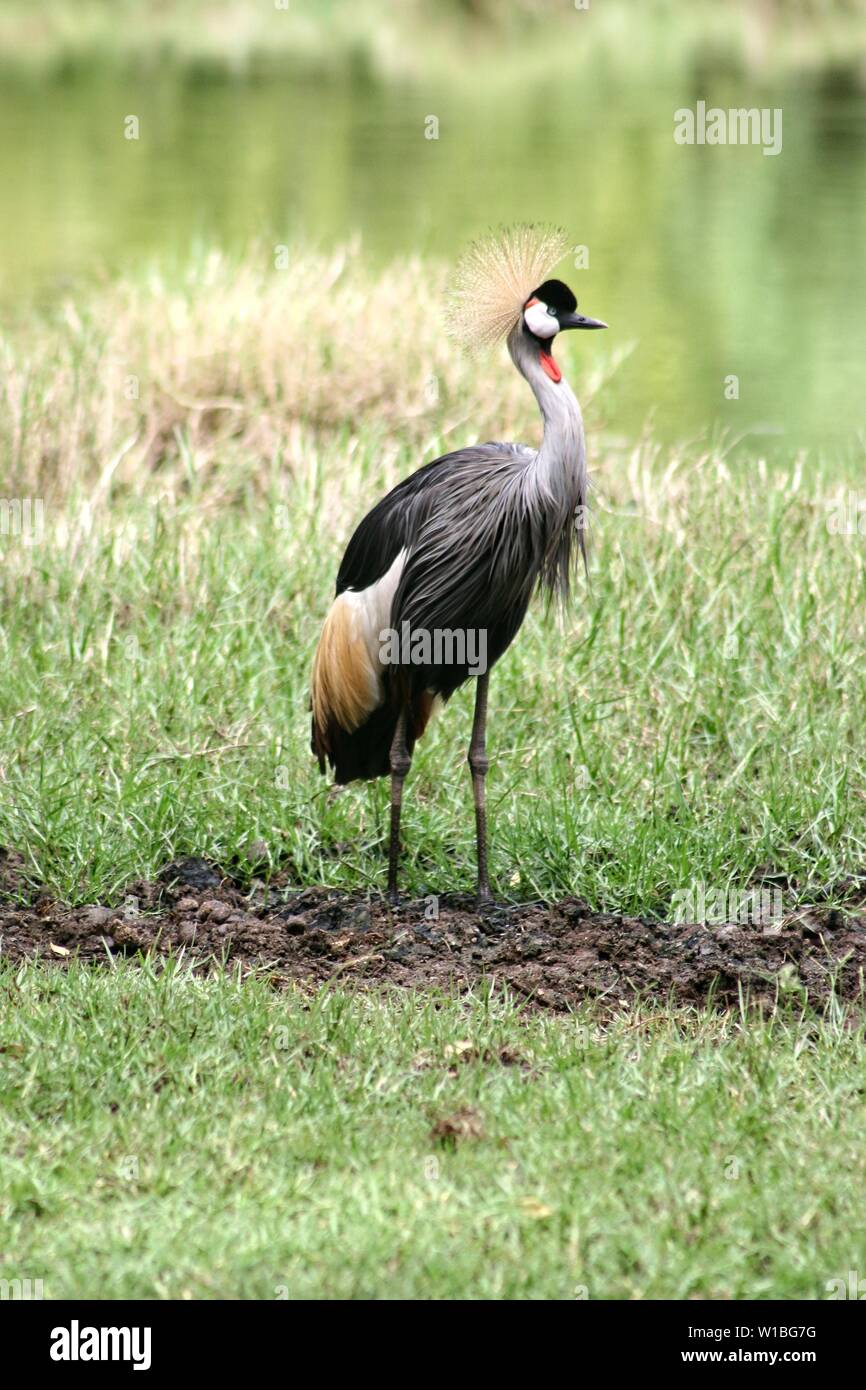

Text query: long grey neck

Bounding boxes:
[507,322,587,519]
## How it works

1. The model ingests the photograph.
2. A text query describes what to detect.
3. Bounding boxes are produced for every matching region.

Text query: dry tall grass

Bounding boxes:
[2,240,859,561]
[1,243,623,510]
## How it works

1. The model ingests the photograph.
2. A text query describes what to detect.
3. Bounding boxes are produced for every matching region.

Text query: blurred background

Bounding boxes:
[2,0,865,453]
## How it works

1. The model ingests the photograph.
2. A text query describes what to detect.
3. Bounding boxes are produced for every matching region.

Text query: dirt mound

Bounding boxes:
[1,857,864,1010]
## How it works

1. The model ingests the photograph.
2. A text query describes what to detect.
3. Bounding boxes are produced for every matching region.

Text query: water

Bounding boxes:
[3,69,865,452]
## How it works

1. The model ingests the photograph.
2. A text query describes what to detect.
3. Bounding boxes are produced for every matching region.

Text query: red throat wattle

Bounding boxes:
[540,350,561,383]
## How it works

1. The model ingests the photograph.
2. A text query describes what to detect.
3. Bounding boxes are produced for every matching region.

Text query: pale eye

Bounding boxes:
[547,305,557,317]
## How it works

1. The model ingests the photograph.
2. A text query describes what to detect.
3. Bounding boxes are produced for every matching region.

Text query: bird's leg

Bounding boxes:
[387,706,412,906]
[468,673,492,906]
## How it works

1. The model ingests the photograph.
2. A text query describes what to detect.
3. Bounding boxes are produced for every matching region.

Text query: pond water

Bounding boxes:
[3,69,865,453]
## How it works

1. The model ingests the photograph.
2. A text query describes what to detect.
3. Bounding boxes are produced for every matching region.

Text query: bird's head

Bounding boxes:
[445,226,608,379]
[522,279,607,382]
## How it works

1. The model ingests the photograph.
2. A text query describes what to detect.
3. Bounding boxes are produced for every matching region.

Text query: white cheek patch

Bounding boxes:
[524,301,558,339]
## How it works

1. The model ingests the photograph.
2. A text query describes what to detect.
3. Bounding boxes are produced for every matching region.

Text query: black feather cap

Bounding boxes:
[529,279,577,314]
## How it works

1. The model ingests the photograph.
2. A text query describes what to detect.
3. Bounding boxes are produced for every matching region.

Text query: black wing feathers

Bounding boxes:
[334,445,530,596]
[319,438,583,781]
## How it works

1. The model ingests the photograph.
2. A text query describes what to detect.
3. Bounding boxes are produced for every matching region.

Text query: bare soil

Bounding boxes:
[1,855,865,1010]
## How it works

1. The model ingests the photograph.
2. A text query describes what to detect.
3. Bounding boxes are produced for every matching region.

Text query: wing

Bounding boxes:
[335,443,533,596]
[390,450,545,694]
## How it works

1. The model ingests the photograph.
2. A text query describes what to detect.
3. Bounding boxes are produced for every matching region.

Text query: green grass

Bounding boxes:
[4,446,866,915]
[3,455,861,911]
[2,246,865,1302]
[1,961,862,1300]
[1,246,865,913]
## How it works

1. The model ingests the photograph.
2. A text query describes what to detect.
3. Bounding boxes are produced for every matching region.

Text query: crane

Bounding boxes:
[310,225,606,905]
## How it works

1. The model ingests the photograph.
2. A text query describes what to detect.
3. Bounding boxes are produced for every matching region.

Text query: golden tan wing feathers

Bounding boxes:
[310,592,382,741]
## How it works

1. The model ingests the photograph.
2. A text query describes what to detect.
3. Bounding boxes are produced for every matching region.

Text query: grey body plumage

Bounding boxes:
[310,228,606,903]
[337,323,587,702]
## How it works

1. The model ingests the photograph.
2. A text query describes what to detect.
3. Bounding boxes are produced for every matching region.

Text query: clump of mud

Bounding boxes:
[1,855,864,1010]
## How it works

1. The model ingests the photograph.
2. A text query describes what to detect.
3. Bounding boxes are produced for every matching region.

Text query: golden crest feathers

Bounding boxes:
[444,223,570,351]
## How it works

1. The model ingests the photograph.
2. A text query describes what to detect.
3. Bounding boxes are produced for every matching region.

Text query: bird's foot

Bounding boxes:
[474,894,509,935]
[387,889,400,909]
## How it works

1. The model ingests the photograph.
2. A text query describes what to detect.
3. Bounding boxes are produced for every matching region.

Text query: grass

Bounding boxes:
[1,960,863,1300]
[1,244,865,913]
[2,244,865,1302]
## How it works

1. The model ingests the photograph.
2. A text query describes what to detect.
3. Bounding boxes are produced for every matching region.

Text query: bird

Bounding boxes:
[310,224,607,906]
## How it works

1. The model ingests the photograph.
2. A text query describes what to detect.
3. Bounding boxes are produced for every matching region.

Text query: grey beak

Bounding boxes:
[560,311,608,331]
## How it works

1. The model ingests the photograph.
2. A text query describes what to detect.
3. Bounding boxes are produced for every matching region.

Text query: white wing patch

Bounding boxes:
[311,549,406,734]
[343,546,406,673]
